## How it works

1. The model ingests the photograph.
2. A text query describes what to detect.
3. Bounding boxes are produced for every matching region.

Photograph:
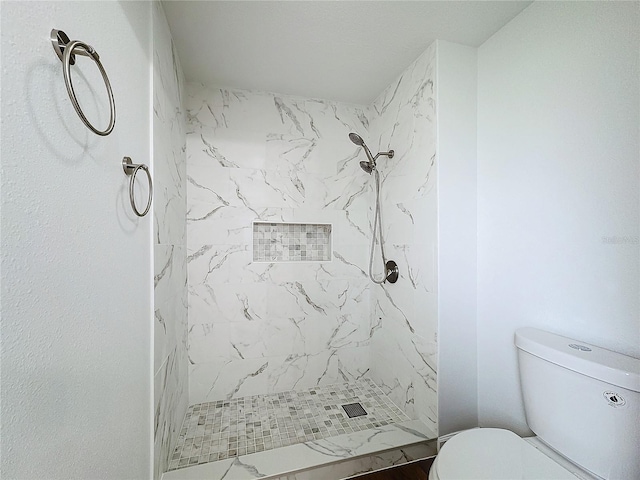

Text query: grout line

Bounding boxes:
[168,378,409,471]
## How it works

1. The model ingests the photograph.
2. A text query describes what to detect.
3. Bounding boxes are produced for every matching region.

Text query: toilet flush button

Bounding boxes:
[603,391,626,408]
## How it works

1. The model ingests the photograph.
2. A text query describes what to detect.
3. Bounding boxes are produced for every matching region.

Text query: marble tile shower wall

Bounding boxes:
[185,84,377,404]
[153,4,189,480]
[368,44,439,434]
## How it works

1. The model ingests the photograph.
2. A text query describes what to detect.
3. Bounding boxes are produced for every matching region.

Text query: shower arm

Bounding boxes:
[372,150,395,163]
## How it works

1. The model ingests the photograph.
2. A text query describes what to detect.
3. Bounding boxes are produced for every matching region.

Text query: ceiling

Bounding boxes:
[163,1,532,105]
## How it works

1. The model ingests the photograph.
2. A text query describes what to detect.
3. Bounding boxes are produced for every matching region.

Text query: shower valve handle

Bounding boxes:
[385,260,399,283]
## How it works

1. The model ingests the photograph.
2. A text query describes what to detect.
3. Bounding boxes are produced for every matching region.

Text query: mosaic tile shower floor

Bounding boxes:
[168,378,409,471]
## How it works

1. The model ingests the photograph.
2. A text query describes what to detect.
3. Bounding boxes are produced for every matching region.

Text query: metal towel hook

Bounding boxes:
[51,29,116,136]
[122,157,153,217]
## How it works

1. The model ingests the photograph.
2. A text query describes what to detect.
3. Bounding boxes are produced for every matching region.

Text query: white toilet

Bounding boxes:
[429,327,640,480]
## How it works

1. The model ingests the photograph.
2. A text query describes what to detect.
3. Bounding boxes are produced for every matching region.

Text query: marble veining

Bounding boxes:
[186,82,375,403]
[368,43,438,434]
[272,444,434,480]
[154,3,189,480]
[183,39,439,443]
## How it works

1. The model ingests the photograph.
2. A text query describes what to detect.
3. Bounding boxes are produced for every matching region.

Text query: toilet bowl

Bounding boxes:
[428,428,598,480]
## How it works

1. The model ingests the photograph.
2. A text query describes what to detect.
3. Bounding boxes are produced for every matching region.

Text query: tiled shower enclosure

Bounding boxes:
[185,40,438,432]
[154,9,439,476]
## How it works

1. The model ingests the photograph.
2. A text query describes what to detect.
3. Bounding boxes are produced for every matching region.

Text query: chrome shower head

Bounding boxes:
[349,132,376,167]
[359,161,374,174]
[349,132,365,146]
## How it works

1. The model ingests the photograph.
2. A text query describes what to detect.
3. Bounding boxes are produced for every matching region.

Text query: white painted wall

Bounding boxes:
[1,2,152,478]
[435,40,478,436]
[477,1,640,435]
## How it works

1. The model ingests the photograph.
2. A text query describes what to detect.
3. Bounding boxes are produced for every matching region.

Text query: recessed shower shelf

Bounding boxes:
[252,221,332,263]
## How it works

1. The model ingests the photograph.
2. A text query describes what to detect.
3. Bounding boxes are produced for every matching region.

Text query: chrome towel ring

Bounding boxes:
[122,157,153,217]
[50,30,152,218]
[50,29,115,136]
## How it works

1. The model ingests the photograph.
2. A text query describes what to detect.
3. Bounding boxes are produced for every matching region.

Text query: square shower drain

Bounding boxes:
[342,402,368,418]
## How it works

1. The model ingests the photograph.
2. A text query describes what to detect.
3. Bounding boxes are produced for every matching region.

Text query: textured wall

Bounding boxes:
[1,2,152,478]
[185,84,375,404]
[477,1,640,435]
[368,44,439,435]
[153,3,189,479]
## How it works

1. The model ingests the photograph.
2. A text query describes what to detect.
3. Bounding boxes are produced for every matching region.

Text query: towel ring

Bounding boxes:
[51,29,116,136]
[122,157,153,217]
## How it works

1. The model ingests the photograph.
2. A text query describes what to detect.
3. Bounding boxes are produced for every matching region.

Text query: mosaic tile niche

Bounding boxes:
[253,222,331,262]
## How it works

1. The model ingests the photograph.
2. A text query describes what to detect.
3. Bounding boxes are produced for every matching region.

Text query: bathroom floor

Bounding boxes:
[168,378,409,471]
[353,457,434,480]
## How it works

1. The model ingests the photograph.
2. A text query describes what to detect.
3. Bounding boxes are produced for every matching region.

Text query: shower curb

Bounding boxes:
[161,420,436,480]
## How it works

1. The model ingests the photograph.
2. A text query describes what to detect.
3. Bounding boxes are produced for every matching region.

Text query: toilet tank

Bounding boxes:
[515,328,640,480]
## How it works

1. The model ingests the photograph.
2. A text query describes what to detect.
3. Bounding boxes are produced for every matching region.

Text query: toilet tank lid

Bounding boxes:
[515,328,640,392]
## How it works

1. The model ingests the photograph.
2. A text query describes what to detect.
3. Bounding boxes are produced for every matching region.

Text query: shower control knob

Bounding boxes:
[385,260,399,283]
